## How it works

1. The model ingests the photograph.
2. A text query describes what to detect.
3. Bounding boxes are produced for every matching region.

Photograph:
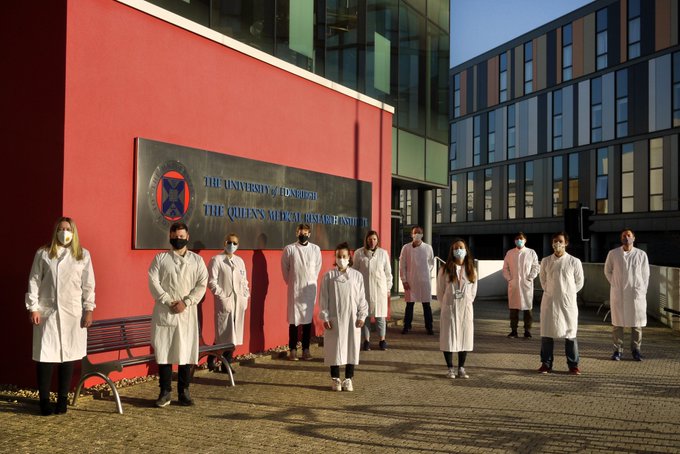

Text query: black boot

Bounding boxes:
[55,395,68,414]
[39,398,53,416]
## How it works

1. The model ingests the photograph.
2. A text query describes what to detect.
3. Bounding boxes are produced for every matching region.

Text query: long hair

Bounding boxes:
[46,217,84,260]
[334,242,354,268]
[364,230,380,249]
[443,238,476,284]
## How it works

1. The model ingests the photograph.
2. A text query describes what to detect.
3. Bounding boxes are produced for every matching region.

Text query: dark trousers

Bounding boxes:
[443,351,467,368]
[208,348,233,369]
[510,309,533,331]
[158,364,192,394]
[404,302,433,331]
[540,337,579,369]
[289,323,312,351]
[330,364,355,379]
[37,361,75,400]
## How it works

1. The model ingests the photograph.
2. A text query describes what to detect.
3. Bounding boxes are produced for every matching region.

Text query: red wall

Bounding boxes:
[2,0,392,386]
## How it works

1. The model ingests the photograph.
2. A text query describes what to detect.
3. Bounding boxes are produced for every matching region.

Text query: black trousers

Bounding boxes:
[37,361,75,400]
[158,364,192,394]
[330,364,355,379]
[289,323,312,350]
[443,351,467,368]
[404,302,433,331]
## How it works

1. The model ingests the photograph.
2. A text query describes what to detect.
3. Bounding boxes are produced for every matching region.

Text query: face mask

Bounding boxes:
[453,249,466,260]
[552,242,565,253]
[170,238,188,250]
[57,230,73,245]
[515,239,525,248]
[412,233,423,242]
[225,244,238,254]
[336,257,349,269]
[298,234,309,244]
[622,237,634,245]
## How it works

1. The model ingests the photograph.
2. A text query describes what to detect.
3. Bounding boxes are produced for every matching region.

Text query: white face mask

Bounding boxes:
[453,248,467,260]
[336,257,350,269]
[515,239,525,248]
[225,244,238,254]
[57,230,73,245]
[552,242,565,253]
[412,233,423,242]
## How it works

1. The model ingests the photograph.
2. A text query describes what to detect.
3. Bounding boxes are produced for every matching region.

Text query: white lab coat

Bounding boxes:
[148,250,208,365]
[281,242,322,325]
[604,247,650,328]
[399,242,434,302]
[25,247,96,362]
[319,268,368,366]
[208,253,250,346]
[353,247,393,318]
[437,266,477,352]
[502,247,540,310]
[539,253,584,339]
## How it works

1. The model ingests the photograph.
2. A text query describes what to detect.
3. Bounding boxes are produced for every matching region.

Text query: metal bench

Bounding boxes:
[71,314,234,414]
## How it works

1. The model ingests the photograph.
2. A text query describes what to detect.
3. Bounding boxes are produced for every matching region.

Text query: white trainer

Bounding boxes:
[458,367,469,379]
[446,368,456,379]
[331,378,342,391]
[341,378,354,392]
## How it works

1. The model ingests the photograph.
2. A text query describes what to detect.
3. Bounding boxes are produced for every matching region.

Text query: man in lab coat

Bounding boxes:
[148,222,208,407]
[281,223,322,361]
[502,232,540,338]
[538,232,584,375]
[399,225,435,335]
[604,229,650,361]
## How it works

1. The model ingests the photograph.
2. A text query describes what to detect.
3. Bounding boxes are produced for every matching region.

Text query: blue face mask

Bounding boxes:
[453,248,466,260]
[515,239,525,248]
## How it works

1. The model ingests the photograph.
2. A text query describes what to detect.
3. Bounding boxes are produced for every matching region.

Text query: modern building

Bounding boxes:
[435,0,680,266]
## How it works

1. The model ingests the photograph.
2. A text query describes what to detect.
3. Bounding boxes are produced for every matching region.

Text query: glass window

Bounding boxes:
[616,69,628,138]
[450,175,458,222]
[596,147,609,213]
[484,169,493,220]
[628,0,641,59]
[649,138,663,211]
[596,8,608,70]
[553,89,563,150]
[562,24,573,81]
[473,115,481,165]
[499,52,508,102]
[435,189,443,222]
[400,189,413,224]
[453,73,461,118]
[507,104,516,159]
[674,53,680,127]
[524,41,533,94]
[591,77,603,143]
[508,164,516,219]
[525,161,534,218]
[553,156,564,216]
[568,153,579,208]
[466,172,475,221]
[621,143,634,213]
[488,111,496,163]
[450,123,458,171]
[398,5,426,133]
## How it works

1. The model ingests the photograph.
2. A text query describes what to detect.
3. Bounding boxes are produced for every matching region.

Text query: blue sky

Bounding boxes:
[450,0,595,67]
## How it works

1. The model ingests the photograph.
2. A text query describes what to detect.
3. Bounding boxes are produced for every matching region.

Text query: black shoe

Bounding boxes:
[54,396,68,414]
[155,390,172,408]
[507,331,518,338]
[632,350,643,362]
[178,390,195,406]
[220,362,236,374]
[523,331,532,338]
[379,340,387,350]
[401,327,409,334]
[39,398,53,416]
[427,329,435,335]
[361,340,371,351]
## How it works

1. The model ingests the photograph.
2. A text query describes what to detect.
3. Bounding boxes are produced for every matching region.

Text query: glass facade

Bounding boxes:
[562,23,573,81]
[621,143,634,213]
[649,138,663,211]
[596,8,607,70]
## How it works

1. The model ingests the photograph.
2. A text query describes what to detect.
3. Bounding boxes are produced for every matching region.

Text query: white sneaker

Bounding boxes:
[341,378,354,392]
[331,378,342,391]
[446,368,456,379]
[458,367,469,379]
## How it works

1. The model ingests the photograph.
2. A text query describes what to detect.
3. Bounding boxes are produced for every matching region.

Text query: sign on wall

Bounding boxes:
[134,138,372,250]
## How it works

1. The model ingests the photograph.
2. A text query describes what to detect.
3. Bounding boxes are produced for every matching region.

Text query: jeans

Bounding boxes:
[37,361,75,401]
[330,364,355,379]
[289,323,312,351]
[362,317,386,341]
[540,337,579,369]
[612,326,643,353]
[158,364,192,393]
[404,302,433,331]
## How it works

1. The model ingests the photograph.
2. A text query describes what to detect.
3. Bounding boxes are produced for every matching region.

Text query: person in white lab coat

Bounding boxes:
[399,226,435,335]
[319,242,368,391]
[26,217,95,416]
[538,232,584,375]
[353,230,392,351]
[208,232,250,373]
[604,229,650,361]
[502,232,540,338]
[281,223,322,361]
[437,239,477,379]
[148,222,208,407]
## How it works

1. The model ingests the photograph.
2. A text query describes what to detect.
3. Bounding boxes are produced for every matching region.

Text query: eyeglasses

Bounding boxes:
[226,241,238,246]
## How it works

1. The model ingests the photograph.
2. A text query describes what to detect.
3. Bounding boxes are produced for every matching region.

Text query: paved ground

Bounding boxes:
[3,298,680,453]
